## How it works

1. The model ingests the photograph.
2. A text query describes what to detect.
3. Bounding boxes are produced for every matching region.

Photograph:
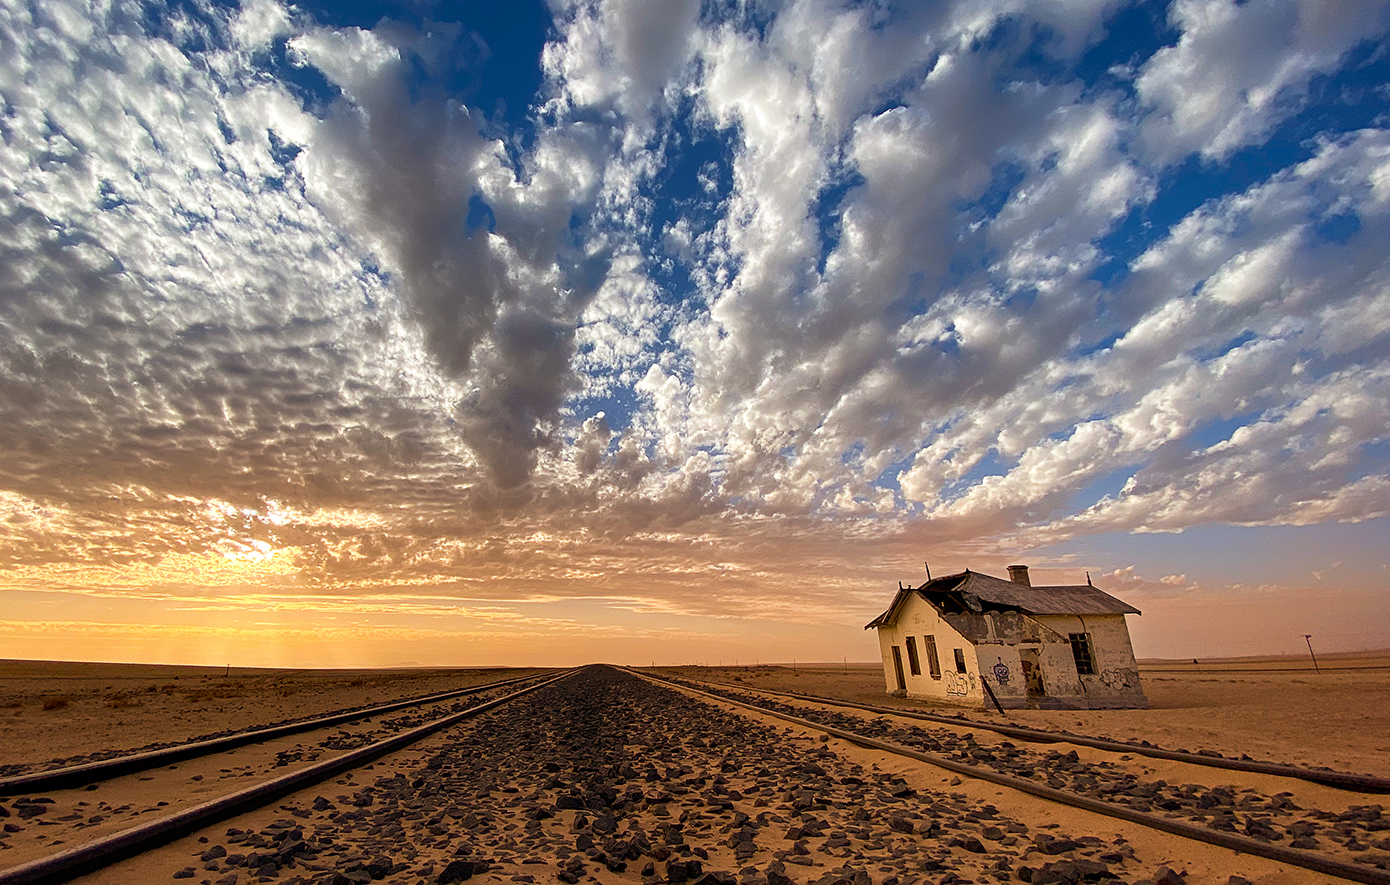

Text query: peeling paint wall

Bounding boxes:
[874,595,1147,710]
[1032,613,1148,709]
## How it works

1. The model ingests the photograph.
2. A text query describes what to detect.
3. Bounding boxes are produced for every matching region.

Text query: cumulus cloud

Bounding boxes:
[0,0,1387,633]
[1137,0,1390,162]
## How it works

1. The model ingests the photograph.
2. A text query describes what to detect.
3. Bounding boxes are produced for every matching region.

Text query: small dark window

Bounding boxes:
[905,637,921,676]
[924,635,941,679]
[953,647,968,673]
[1069,633,1095,675]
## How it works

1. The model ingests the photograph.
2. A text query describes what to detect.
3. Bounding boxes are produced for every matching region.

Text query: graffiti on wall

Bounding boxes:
[991,658,1011,686]
[945,670,978,696]
[1099,667,1139,690]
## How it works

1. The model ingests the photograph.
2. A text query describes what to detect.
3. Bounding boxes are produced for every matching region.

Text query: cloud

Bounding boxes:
[1136,0,1390,162]
[0,0,1387,644]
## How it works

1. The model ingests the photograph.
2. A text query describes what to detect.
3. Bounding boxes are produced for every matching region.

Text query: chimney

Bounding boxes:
[1007,564,1030,586]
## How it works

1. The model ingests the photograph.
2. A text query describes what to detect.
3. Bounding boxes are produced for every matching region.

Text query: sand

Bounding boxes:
[653,650,1390,779]
[54,669,1331,885]
[1,656,1386,885]
[0,659,549,774]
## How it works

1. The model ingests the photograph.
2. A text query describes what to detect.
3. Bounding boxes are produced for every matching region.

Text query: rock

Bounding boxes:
[202,845,228,861]
[1243,819,1281,841]
[593,812,618,834]
[1152,868,1186,885]
[1039,859,1111,882]
[436,859,478,884]
[1227,877,1253,885]
[1036,836,1079,855]
[173,869,195,879]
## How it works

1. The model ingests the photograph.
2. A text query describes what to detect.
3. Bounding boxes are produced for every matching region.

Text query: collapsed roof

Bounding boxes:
[864,569,1141,630]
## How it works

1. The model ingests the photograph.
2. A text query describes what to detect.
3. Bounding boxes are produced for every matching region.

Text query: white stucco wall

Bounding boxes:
[875,594,983,707]
[1031,613,1148,708]
[973,643,1025,706]
[875,595,1147,710]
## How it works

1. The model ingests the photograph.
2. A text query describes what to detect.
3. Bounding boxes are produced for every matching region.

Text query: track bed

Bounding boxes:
[12,666,1356,885]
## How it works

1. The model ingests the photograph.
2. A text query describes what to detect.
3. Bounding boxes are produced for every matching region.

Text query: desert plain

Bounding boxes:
[0,653,1386,885]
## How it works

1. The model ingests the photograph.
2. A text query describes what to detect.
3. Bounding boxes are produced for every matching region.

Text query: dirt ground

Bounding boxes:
[0,659,549,772]
[3,652,1387,781]
[651,650,1390,779]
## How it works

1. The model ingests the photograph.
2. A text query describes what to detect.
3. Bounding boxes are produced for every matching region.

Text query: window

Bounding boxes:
[905,637,921,676]
[1069,633,1095,675]
[924,634,942,679]
[953,647,968,674]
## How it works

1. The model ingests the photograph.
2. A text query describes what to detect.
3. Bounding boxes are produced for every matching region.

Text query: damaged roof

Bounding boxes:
[864,569,1141,629]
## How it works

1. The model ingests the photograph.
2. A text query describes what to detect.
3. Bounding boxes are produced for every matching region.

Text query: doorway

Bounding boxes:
[891,646,907,691]
[1019,647,1045,698]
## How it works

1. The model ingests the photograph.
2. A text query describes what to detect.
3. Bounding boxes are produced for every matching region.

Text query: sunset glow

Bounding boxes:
[1,0,1388,667]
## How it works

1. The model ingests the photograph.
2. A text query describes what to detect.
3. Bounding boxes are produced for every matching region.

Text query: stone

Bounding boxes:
[436,859,478,884]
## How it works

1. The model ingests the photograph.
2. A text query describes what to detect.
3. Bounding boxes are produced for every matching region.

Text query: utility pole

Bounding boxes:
[1302,634,1320,672]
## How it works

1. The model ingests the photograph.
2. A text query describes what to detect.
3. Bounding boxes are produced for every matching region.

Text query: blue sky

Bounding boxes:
[0,0,1387,665]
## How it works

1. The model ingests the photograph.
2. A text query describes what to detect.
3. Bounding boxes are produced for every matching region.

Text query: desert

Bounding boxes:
[0,656,1387,885]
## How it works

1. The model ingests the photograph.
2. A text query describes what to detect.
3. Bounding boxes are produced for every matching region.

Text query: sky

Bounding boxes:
[1,0,1388,669]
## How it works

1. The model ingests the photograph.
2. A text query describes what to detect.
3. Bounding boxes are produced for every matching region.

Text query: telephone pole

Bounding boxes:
[1302,634,1320,672]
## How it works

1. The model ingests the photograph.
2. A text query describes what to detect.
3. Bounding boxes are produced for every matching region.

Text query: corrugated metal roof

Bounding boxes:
[956,570,1141,615]
[864,568,1140,629]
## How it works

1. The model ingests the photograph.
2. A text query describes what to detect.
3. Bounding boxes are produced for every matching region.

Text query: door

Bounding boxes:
[1019,647,1045,697]
[891,646,907,691]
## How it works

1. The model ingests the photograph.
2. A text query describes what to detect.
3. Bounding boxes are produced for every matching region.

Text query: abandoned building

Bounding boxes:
[865,565,1147,710]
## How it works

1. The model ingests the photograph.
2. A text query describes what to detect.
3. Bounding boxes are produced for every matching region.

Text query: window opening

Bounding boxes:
[1069,632,1095,675]
[905,636,922,676]
[924,635,941,679]
[953,647,967,673]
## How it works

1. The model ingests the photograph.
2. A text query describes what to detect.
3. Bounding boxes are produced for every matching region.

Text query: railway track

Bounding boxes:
[641,670,1390,884]
[1,666,1385,885]
[0,672,569,884]
[659,675,1390,793]
[0,671,553,796]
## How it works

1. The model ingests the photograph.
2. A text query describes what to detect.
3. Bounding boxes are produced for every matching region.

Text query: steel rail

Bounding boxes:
[0,671,574,885]
[0,671,552,796]
[669,673,1390,793]
[636,670,1390,885]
